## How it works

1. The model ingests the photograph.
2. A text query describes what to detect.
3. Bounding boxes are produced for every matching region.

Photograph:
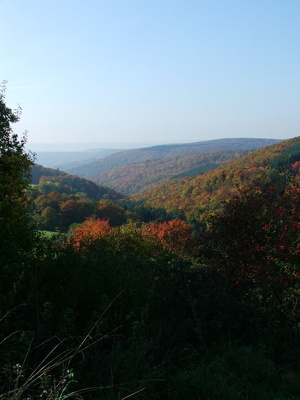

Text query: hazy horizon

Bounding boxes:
[26,136,283,154]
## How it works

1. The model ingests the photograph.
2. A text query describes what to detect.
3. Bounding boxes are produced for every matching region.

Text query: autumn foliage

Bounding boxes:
[134,137,300,218]
[201,181,300,320]
[69,217,111,251]
[68,217,196,257]
[4,84,300,400]
[142,219,196,255]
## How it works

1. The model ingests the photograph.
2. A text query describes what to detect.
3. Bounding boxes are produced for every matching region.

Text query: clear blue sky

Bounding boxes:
[1,0,299,147]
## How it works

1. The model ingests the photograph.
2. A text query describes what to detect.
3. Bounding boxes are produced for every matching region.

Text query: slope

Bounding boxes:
[92,149,252,195]
[30,164,123,200]
[31,164,67,184]
[67,138,280,179]
[133,136,300,220]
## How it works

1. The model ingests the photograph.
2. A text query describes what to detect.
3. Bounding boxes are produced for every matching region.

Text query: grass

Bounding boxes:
[40,230,60,238]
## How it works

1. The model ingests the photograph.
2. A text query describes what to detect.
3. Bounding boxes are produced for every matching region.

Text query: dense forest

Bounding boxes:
[1,90,300,399]
[134,137,300,220]
[91,149,252,195]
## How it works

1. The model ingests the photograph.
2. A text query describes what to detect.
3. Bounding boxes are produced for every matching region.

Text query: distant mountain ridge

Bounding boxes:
[68,138,281,179]
[34,149,122,170]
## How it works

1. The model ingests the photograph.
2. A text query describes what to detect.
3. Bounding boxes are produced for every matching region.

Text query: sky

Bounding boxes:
[1,0,300,148]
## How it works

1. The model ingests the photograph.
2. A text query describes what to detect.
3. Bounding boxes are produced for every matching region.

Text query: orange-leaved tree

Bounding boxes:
[142,219,196,256]
[69,218,111,251]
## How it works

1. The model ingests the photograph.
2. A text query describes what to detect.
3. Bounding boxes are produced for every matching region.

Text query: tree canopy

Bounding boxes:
[0,83,35,304]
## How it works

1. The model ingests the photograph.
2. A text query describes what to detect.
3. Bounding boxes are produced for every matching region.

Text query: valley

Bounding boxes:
[2,102,300,399]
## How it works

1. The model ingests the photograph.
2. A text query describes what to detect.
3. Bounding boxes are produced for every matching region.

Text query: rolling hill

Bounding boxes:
[30,164,124,200]
[133,136,300,220]
[67,138,280,179]
[92,149,252,195]
[31,164,67,184]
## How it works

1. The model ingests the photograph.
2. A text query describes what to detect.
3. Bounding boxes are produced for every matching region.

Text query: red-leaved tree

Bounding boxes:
[142,219,196,256]
[202,181,300,320]
[69,218,111,251]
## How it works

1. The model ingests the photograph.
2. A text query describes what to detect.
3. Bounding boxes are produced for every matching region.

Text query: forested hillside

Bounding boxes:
[68,138,280,179]
[29,165,125,232]
[92,149,251,195]
[1,90,299,400]
[31,163,67,184]
[134,137,300,220]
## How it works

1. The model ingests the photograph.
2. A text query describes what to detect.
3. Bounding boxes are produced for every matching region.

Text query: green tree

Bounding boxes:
[39,206,61,231]
[60,198,94,231]
[95,199,127,226]
[0,83,35,305]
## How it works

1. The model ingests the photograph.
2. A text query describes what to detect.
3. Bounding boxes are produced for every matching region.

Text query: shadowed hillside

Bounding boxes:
[31,164,67,184]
